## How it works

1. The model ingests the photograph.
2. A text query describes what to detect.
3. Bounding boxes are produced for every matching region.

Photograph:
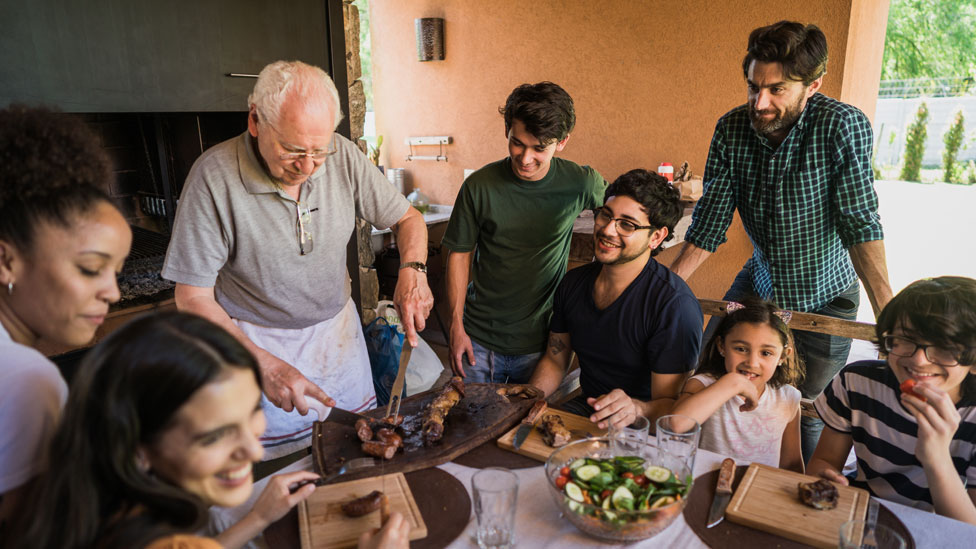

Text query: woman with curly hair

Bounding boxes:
[0,105,132,521]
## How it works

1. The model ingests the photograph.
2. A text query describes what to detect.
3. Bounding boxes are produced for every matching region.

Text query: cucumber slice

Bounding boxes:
[575,464,601,481]
[650,495,676,509]
[566,499,583,513]
[603,509,617,521]
[569,458,587,470]
[602,496,612,510]
[645,465,671,483]
[564,481,585,503]
[611,485,635,510]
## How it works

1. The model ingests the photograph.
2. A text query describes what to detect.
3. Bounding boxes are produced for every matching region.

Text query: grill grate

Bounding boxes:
[128,225,170,262]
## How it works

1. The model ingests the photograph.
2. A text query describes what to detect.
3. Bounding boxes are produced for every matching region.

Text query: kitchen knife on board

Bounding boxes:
[512,400,548,450]
[707,458,736,528]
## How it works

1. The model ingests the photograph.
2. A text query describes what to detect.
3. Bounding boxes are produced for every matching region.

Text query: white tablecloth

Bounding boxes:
[215,448,975,548]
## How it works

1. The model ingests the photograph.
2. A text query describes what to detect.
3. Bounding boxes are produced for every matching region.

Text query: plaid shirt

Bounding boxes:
[685,93,883,312]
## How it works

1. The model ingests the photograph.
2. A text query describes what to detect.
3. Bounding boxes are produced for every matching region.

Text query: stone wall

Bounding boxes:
[344,1,379,324]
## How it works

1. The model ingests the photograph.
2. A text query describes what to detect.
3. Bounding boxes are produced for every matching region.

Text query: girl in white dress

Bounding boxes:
[672,297,805,472]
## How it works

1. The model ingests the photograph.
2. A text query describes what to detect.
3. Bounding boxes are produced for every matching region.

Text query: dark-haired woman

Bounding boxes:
[9,312,410,548]
[0,105,132,520]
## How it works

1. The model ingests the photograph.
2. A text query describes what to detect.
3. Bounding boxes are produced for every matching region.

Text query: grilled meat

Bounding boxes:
[539,413,572,447]
[798,479,839,510]
[422,376,465,445]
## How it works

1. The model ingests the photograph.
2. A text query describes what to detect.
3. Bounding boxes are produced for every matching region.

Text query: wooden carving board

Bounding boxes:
[725,463,869,549]
[313,383,542,481]
[298,472,426,549]
[496,408,606,462]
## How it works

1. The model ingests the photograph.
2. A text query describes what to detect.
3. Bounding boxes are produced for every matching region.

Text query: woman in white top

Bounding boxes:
[0,105,132,521]
[671,297,805,472]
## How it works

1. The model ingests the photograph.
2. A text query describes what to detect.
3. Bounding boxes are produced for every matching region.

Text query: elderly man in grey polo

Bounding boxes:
[162,60,433,460]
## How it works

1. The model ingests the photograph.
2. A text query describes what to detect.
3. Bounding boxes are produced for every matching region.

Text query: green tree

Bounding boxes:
[900,102,928,182]
[354,0,373,111]
[882,0,976,81]
[942,110,965,183]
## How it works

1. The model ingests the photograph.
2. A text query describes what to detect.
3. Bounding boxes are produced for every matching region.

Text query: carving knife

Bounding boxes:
[385,344,412,419]
[706,458,736,528]
[512,400,548,450]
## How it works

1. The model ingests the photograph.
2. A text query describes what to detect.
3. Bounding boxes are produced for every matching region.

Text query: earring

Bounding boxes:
[6,281,11,295]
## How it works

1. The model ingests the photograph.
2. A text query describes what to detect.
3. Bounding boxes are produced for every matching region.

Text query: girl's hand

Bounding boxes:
[358,511,411,549]
[250,470,320,526]
[901,383,961,467]
[726,373,759,412]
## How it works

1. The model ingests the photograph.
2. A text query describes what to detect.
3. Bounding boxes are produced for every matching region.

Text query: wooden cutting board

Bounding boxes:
[313,383,542,481]
[725,463,870,549]
[496,408,606,462]
[297,472,426,549]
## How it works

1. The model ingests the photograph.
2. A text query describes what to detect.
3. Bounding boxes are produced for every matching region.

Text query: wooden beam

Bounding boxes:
[698,298,877,342]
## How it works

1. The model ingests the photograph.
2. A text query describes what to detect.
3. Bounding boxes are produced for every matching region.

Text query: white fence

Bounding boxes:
[873,96,976,167]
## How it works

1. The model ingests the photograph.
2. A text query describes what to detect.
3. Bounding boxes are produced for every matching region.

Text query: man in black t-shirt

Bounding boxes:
[529,170,703,429]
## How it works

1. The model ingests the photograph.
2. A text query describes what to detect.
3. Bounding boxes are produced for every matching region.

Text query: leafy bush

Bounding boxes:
[900,102,928,182]
[942,110,965,183]
[968,160,976,185]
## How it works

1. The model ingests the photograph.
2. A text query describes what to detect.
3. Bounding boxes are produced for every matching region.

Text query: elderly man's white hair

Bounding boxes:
[248,60,345,130]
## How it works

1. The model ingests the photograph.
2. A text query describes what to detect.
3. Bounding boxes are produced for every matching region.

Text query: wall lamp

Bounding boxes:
[415,18,444,61]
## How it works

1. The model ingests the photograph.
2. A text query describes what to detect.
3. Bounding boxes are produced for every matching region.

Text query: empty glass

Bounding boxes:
[839,520,906,549]
[471,467,519,549]
[655,414,701,470]
[609,415,650,455]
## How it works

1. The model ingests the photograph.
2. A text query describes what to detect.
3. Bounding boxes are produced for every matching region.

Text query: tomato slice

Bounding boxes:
[900,378,926,401]
[555,475,569,489]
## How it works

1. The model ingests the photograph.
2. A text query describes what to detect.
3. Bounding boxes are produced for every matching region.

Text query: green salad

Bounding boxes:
[554,456,692,523]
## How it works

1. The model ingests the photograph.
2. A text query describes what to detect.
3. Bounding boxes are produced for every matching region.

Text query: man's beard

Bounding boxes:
[749,96,805,136]
[595,234,650,266]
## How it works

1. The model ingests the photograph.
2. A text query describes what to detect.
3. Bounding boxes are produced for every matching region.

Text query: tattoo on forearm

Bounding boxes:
[548,335,566,356]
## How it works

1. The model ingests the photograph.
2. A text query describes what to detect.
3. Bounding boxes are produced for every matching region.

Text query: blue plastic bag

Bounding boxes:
[363,317,406,407]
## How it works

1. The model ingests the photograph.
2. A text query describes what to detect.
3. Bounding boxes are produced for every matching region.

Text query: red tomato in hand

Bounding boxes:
[555,476,569,489]
[560,466,571,476]
[900,378,927,402]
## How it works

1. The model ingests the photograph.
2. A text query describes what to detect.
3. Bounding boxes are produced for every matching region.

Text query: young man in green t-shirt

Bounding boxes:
[442,82,606,383]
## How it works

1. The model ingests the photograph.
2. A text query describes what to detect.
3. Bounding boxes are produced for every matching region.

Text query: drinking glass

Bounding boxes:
[609,415,650,455]
[655,414,701,470]
[839,520,906,549]
[471,467,519,549]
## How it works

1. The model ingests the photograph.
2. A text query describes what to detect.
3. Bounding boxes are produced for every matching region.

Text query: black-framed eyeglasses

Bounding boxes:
[592,208,655,237]
[296,202,313,255]
[882,334,965,367]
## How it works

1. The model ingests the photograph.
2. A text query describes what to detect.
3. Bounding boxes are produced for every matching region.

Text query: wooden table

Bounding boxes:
[213,445,975,549]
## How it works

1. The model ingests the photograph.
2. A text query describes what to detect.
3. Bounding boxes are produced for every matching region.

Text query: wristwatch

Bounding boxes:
[399,261,428,274]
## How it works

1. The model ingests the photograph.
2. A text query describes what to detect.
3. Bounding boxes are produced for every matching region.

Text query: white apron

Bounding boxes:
[235,298,376,460]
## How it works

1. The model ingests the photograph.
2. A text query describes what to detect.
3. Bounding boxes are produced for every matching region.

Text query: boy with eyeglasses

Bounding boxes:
[442,82,606,384]
[529,170,702,430]
[810,277,976,525]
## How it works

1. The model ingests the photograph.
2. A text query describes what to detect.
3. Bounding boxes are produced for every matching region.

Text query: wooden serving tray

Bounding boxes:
[313,383,541,480]
[496,408,606,462]
[298,472,425,549]
[725,463,870,549]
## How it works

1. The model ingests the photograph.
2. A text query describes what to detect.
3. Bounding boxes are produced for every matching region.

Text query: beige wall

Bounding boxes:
[368,0,888,299]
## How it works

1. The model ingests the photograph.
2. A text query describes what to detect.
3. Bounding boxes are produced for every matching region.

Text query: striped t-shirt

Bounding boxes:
[815,360,976,510]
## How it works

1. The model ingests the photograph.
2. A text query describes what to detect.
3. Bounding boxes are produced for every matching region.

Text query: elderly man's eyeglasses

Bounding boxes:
[277,133,337,162]
[296,202,313,255]
[592,208,655,237]
[259,112,338,161]
[882,334,966,366]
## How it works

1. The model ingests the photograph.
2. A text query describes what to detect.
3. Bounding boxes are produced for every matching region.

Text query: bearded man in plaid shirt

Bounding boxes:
[670,21,893,463]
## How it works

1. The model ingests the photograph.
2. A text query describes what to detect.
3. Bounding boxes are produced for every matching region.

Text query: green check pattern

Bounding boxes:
[686,93,883,312]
